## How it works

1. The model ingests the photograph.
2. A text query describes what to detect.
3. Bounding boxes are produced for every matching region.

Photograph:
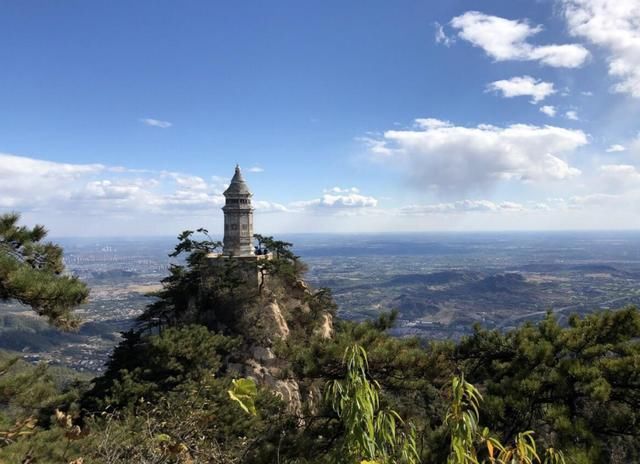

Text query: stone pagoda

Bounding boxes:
[222,165,255,257]
[205,165,270,288]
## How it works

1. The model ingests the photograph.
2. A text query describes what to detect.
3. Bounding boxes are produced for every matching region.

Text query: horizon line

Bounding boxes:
[51,229,640,240]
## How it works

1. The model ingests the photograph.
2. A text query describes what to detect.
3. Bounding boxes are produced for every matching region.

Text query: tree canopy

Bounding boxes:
[0,213,88,329]
[3,228,640,463]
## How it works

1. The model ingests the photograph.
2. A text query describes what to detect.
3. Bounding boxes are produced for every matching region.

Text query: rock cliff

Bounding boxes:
[212,270,334,417]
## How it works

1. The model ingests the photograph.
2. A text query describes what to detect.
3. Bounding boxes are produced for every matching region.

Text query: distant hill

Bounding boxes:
[0,314,80,352]
[515,263,625,274]
[466,273,528,293]
[0,313,120,353]
[90,269,139,280]
[382,270,477,287]
[392,296,440,318]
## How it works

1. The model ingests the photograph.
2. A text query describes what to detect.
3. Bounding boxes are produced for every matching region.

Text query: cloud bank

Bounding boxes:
[364,118,587,193]
[0,153,223,214]
[291,187,378,212]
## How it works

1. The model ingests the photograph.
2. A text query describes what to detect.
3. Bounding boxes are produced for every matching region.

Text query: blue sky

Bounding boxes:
[1,0,640,235]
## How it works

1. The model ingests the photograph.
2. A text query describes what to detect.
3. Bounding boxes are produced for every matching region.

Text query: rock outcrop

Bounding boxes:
[264,299,290,339]
[219,273,333,417]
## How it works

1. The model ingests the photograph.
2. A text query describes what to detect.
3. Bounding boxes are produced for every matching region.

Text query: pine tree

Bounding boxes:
[0,212,88,329]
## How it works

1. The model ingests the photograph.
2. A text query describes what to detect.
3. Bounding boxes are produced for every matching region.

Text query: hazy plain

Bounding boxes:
[2,231,640,372]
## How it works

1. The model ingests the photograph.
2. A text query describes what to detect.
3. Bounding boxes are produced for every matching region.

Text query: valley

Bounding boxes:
[2,231,640,372]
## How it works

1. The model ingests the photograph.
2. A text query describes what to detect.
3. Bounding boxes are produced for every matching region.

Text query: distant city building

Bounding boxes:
[222,165,255,257]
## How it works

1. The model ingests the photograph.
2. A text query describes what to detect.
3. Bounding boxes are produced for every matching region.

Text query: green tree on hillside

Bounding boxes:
[254,233,307,292]
[457,307,640,463]
[86,325,239,410]
[136,228,261,333]
[326,344,419,464]
[0,213,89,460]
[0,212,88,329]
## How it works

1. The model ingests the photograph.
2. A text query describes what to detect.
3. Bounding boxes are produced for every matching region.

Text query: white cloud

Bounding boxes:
[0,153,383,230]
[561,0,640,97]
[401,199,525,215]
[0,153,231,216]
[540,105,557,117]
[487,76,556,103]
[365,118,587,192]
[292,187,378,211]
[606,144,626,152]
[248,166,264,173]
[140,118,172,128]
[434,22,454,46]
[253,200,289,213]
[599,164,640,177]
[399,191,640,221]
[166,173,209,191]
[527,45,591,68]
[414,118,450,129]
[356,137,393,156]
[451,11,590,67]
[598,164,640,191]
[0,153,103,180]
[0,153,105,207]
[565,110,579,120]
[79,179,154,201]
[568,192,621,207]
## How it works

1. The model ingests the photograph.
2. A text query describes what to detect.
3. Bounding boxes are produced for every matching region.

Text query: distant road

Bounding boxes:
[496,294,639,329]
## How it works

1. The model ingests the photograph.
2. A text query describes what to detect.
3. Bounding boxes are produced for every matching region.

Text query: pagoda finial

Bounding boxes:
[224,164,250,196]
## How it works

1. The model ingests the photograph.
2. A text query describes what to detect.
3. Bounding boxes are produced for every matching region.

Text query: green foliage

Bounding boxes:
[170,228,222,264]
[457,307,640,462]
[139,229,258,332]
[283,314,452,397]
[326,344,419,464]
[254,234,306,289]
[80,374,285,464]
[445,375,486,463]
[228,377,258,416]
[0,212,88,329]
[445,375,567,464]
[5,226,640,463]
[86,325,239,410]
[254,234,295,262]
[0,353,87,462]
[16,304,638,464]
[0,352,86,420]
[372,310,399,332]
